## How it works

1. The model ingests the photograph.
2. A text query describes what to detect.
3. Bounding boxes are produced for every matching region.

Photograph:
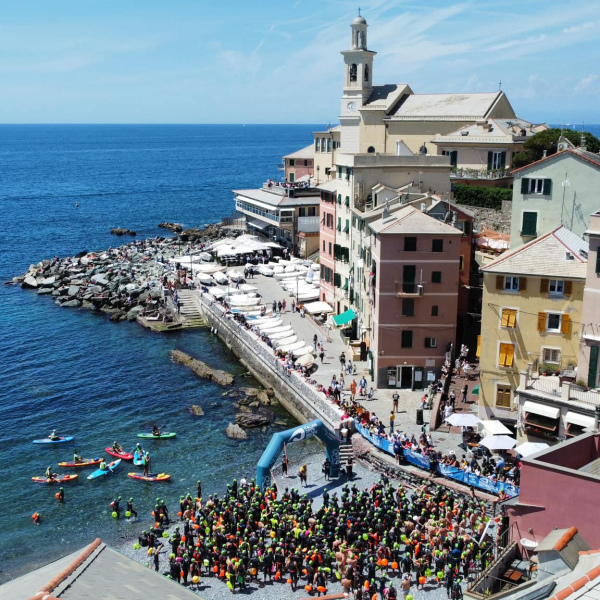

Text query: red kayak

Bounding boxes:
[105,447,134,460]
[32,474,79,484]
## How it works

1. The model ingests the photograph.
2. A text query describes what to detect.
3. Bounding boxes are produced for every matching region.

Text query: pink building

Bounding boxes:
[368,206,462,388]
[507,427,600,549]
[282,145,314,183]
[319,184,338,303]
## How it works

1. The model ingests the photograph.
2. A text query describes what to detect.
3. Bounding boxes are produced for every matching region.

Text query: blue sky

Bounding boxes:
[1,0,600,124]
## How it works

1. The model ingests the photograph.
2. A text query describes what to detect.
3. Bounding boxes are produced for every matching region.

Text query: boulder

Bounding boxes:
[22,275,38,289]
[189,405,204,416]
[110,311,127,322]
[41,276,56,287]
[68,285,80,297]
[111,227,137,236]
[91,274,109,286]
[127,306,144,321]
[235,410,273,429]
[37,288,53,295]
[225,423,248,440]
[170,350,234,386]
[61,299,81,308]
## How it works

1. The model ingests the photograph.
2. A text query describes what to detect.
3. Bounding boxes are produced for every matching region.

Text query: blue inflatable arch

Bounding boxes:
[256,419,340,490]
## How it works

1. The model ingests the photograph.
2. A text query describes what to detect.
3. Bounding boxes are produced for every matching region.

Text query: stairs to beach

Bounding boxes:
[175,290,207,328]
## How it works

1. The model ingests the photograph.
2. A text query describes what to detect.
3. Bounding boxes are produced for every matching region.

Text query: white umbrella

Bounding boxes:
[479,420,513,436]
[295,353,315,367]
[480,435,517,450]
[446,414,481,427]
[515,442,549,457]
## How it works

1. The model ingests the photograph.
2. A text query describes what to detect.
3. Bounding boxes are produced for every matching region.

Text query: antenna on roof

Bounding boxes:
[358,7,361,16]
[498,80,502,91]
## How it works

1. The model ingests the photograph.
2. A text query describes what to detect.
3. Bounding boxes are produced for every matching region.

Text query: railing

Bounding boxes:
[297,216,320,233]
[451,168,512,180]
[200,296,342,430]
[394,282,423,296]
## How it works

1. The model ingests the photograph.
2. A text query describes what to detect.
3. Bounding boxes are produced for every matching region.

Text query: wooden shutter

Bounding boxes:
[500,151,506,169]
[487,151,493,171]
[543,179,552,195]
[521,178,529,194]
[501,309,510,327]
[496,275,504,290]
[519,277,527,291]
[506,345,515,367]
[508,310,517,328]
[564,280,573,295]
[476,335,481,358]
[499,344,507,366]
[561,314,571,335]
[540,278,549,294]
[588,346,599,388]
[537,312,546,331]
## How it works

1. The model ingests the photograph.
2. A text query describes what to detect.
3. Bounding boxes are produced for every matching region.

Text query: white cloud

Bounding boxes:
[563,22,595,34]
[575,74,600,95]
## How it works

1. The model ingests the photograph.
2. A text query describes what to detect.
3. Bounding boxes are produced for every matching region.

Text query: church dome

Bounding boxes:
[352,15,367,25]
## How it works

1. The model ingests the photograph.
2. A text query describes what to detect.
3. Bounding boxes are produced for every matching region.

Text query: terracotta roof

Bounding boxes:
[368,205,463,235]
[512,148,600,174]
[283,144,314,160]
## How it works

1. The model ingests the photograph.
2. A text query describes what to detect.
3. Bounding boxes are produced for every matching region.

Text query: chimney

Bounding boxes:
[543,150,548,158]
[420,202,427,212]
[562,381,571,401]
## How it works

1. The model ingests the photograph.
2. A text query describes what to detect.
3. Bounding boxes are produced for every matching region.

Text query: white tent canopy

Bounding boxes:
[303,301,334,314]
[480,435,517,450]
[515,442,550,457]
[479,420,513,436]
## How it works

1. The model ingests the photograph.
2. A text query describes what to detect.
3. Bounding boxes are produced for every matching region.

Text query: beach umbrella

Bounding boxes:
[515,442,549,457]
[446,414,481,427]
[479,435,517,450]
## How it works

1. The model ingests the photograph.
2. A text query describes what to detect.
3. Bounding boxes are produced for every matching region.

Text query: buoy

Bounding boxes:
[125,511,131,518]
[318,586,327,593]
[55,493,60,499]
[192,576,200,584]
[112,511,118,518]
[148,548,153,556]
[287,578,293,584]
[133,542,140,550]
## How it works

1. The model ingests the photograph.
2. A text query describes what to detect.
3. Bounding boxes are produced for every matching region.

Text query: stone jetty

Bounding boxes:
[170,349,234,385]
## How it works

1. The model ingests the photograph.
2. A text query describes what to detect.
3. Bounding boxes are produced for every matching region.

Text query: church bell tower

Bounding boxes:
[340,12,376,153]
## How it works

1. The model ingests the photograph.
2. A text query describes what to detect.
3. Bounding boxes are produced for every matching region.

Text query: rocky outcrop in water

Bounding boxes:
[235,409,273,428]
[111,228,136,236]
[225,423,248,440]
[170,350,234,385]
[158,222,183,233]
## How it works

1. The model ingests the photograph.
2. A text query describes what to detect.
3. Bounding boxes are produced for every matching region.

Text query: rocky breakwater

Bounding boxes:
[170,349,234,385]
[12,237,181,324]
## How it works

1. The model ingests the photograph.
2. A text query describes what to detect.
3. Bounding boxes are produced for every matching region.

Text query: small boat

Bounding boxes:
[273,335,297,347]
[196,273,214,285]
[199,252,212,262]
[257,266,273,277]
[264,325,292,335]
[105,447,134,460]
[227,296,260,307]
[227,270,244,282]
[137,432,177,439]
[58,458,102,468]
[32,474,79,484]
[292,346,315,357]
[257,319,283,331]
[267,327,294,339]
[128,472,172,482]
[33,436,74,445]
[87,459,121,480]
[213,272,229,285]
[277,340,305,353]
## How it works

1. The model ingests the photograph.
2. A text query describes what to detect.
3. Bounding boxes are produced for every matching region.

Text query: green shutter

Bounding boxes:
[500,151,506,169]
[345,196,350,206]
[522,212,537,236]
[596,252,600,275]
[487,151,493,171]
[343,220,350,233]
[451,151,458,167]
[334,273,341,287]
[521,178,529,194]
[543,179,552,195]
[588,346,599,388]
[337,217,341,231]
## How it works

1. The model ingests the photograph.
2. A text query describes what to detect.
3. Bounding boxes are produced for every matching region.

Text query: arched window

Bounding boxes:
[350,64,357,82]
[321,137,326,152]
[327,138,332,153]
[364,64,369,82]
[367,146,376,154]
[315,138,320,152]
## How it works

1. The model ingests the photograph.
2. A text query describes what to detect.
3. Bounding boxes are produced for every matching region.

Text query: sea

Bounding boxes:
[0,124,322,583]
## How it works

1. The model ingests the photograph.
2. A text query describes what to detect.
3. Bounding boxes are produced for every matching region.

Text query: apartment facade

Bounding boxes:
[368,206,462,388]
[478,227,587,428]
[282,145,314,183]
[510,144,600,248]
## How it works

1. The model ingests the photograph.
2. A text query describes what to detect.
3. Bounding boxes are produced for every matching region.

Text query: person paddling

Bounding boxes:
[73,450,82,463]
[99,459,108,471]
[44,466,55,481]
[49,429,59,441]
[152,425,161,437]
[143,452,151,476]
[112,441,123,454]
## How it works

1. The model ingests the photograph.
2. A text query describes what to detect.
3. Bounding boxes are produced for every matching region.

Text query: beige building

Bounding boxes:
[478,227,587,430]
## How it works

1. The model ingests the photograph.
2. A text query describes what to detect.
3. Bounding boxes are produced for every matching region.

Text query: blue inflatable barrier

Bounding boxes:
[354,422,519,498]
[257,419,340,490]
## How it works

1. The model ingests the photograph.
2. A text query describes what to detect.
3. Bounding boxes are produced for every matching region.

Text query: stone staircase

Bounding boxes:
[339,441,354,465]
[175,290,207,328]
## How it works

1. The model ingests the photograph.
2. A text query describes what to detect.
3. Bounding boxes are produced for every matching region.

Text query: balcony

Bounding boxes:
[451,168,512,180]
[277,162,285,170]
[395,282,424,296]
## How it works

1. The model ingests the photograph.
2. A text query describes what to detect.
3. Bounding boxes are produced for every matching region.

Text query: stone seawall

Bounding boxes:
[199,295,342,433]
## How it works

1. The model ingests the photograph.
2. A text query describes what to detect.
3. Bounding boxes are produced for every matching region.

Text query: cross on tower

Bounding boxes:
[358,7,361,16]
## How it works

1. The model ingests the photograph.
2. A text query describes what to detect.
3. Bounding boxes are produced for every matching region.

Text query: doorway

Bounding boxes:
[398,366,413,389]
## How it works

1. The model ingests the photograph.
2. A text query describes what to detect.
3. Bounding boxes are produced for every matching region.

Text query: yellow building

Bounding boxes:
[478,226,587,428]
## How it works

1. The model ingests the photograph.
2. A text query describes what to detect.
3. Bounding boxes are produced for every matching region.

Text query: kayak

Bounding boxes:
[133,452,145,467]
[58,458,102,468]
[32,474,79,484]
[128,472,171,482]
[33,436,74,444]
[137,432,177,439]
[87,459,121,480]
[105,447,134,460]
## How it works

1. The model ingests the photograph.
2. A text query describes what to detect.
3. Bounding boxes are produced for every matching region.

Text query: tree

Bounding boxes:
[512,128,600,169]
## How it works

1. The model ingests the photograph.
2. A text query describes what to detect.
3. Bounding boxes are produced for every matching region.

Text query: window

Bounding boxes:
[402,298,415,317]
[322,241,325,252]
[498,343,515,367]
[298,207,306,217]
[315,138,320,152]
[521,212,537,237]
[308,207,316,217]
[488,151,506,170]
[521,177,552,195]
[404,237,417,251]
[459,255,464,271]
[543,348,561,364]
[364,64,369,81]
[432,239,444,252]
[401,330,413,348]
[326,213,334,228]
[496,385,511,408]
[328,242,332,256]
[304,160,308,167]
[442,150,458,167]
[546,313,561,332]
[538,312,570,334]
[597,253,600,275]
[498,276,523,292]
[432,271,442,283]
[501,308,517,328]
[431,305,439,316]
[289,159,295,166]
[425,337,437,348]
[345,196,350,206]
[327,138,332,153]
[337,217,342,231]
[367,146,376,154]
[334,273,341,288]
[549,280,564,294]
[343,219,350,233]
[349,63,357,81]
[337,165,342,179]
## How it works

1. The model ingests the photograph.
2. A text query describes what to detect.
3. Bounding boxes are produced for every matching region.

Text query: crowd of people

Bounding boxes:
[136,475,496,598]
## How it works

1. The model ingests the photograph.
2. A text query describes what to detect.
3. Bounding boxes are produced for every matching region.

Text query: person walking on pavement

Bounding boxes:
[272,300,277,314]
[389,410,395,433]
[461,383,468,404]
[350,379,357,401]
[313,334,318,351]
[277,301,282,314]
[319,348,325,363]
[392,391,399,413]
[339,353,346,370]
[282,299,286,312]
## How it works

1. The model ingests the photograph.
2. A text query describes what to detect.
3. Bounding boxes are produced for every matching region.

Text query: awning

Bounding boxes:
[342,280,349,291]
[523,401,560,420]
[523,413,558,432]
[472,385,479,395]
[565,412,595,428]
[332,308,357,326]
[249,219,270,231]
[479,419,512,436]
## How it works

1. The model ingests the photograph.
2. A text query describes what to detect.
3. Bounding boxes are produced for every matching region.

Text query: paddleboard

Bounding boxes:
[33,436,74,445]
[32,474,79,484]
[128,472,171,482]
[58,458,101,468]
[87,459,121,480]
[105,448,134,460]
[136,432,177,439]
[133,453,145,467]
